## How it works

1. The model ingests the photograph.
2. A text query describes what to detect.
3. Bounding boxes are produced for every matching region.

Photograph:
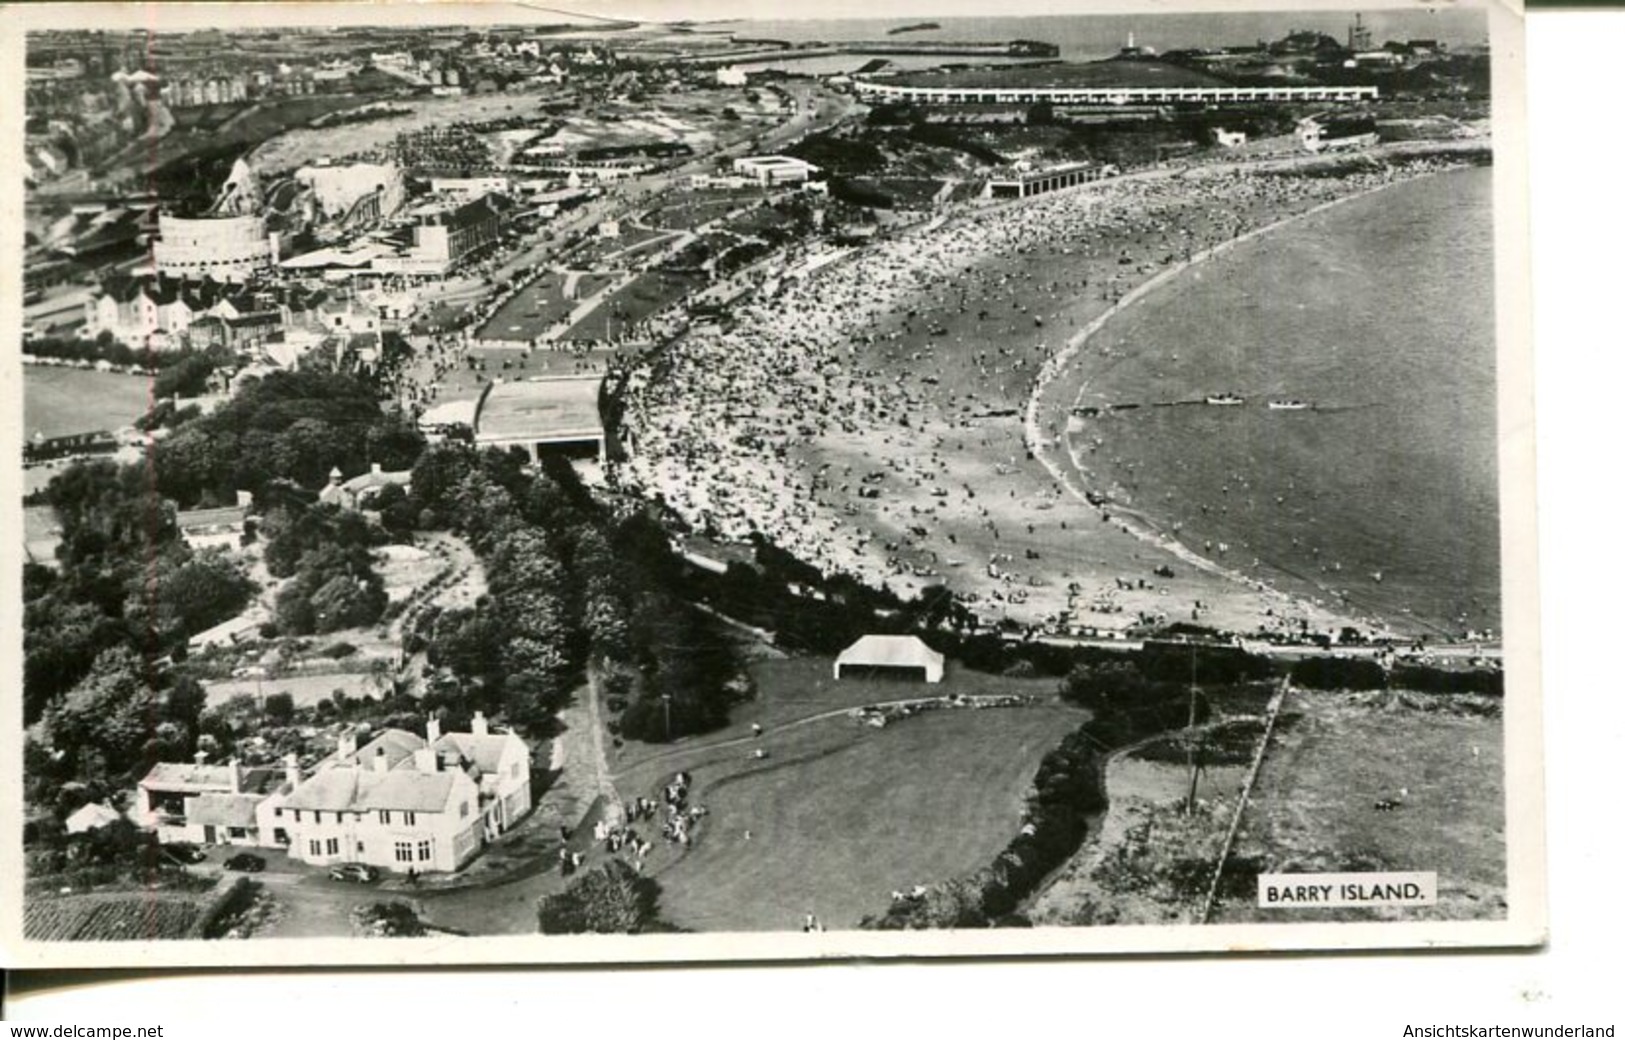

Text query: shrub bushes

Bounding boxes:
[537,859,671,934]
[1289,655,1387,691]
[863,721,1107,929]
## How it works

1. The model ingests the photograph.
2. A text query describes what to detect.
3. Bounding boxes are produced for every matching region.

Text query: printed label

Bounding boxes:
[1256,871,1437,908]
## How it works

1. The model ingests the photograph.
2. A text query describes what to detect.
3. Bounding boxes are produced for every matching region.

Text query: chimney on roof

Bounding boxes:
[471,711,489,738]
[427,717,441,745]
[284,752,301,790]
[413,747,438,773]
[371,746,390,773]
[229,757,242,794]
[338,730,357,760]
[193,750,208,766]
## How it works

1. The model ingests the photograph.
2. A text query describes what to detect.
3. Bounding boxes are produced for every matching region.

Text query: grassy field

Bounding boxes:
[566,225,675,266]
[1220,690,1505,923]
[645,193,757,231]
[24,367,153,440]
[560,270,707,342]
[203,670,390,710]
[635,703,1084,931]
[477,273,617,342]
[610,655,1065,776]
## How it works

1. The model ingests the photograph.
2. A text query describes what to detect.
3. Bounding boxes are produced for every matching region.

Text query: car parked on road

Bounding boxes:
[224,853,265,872]
[328,863,380,884]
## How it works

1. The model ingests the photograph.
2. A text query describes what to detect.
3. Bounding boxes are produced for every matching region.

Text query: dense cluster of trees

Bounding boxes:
[24,458,255,728]
[537,859,671,934]
[23,368,424,816]
[262,504,388,636]
[405,444,749,742]
[154,369,423,509]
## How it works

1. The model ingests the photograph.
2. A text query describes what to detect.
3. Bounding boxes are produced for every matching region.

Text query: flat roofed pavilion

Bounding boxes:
[473,375,606,462]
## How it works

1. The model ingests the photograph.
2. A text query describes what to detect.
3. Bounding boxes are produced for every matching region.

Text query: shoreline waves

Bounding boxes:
[616,144,1493,644]
[1024,178,1417,633]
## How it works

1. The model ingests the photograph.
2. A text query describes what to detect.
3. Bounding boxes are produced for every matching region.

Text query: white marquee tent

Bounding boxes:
[834,635,946,684]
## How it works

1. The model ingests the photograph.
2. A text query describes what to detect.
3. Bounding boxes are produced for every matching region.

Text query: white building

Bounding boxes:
[278,714,531,874]
[834,635,946,683]
[732,155,819,187]
[430,176,512,199]
[65,803,122,835]
[150,214,276,282]
[136,757,287,846]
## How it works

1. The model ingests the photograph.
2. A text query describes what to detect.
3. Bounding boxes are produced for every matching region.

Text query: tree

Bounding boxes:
[308,572,387,633]
[24,596,124,725]
[273,417,343,489]
[162,676,210,756]
[142,550,256,645]
[264,691,296,724]
[537,859,668,934]
[42,646,159,782]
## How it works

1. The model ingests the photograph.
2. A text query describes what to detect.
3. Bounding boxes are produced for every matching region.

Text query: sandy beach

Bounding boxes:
[616,144,1489,642]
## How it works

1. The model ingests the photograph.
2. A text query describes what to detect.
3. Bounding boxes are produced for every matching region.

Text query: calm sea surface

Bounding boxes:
[1063,166,1499,636]
[723,11,1488,61]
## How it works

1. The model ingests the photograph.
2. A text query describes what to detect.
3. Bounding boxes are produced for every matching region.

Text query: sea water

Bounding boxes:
[1063,166,1499,637]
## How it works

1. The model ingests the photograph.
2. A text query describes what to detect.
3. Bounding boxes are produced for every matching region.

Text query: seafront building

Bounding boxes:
[853,75,1378,106]
[983,161,1115,200]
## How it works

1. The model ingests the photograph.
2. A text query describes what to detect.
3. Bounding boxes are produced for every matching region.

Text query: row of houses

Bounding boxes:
[136,714,531,874]
[81,274,397,355]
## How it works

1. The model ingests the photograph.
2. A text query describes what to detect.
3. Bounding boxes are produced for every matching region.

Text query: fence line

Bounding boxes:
[1198,676,1291,924]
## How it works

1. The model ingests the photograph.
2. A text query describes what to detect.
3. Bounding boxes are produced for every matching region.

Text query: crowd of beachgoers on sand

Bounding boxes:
[612,154,1479,640]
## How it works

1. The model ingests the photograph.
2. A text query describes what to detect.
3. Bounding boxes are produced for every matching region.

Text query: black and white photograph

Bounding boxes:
[0,0,1540,967]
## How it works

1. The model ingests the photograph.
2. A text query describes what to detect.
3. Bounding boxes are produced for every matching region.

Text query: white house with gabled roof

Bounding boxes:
[278,713,530,874]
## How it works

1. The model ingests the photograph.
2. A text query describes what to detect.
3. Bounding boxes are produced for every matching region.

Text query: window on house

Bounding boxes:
[313,811,322,825]
[394,842,413,863]
[293,810,301,824]
[403,811,416,826]
[326,837,339,856]
[417,840,431,862]
[308,840,321,857]
[380,810,391,824]
[356,842,365,854]
[274,808,282,818]
[459,801,469,818]
[229,827,247,839]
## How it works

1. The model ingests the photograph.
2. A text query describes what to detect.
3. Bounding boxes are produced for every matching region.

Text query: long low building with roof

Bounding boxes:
[473,375,607,462]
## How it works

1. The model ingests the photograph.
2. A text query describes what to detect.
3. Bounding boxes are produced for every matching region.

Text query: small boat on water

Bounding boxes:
[1268,399,1312,411]
[1205,393,1245,406]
